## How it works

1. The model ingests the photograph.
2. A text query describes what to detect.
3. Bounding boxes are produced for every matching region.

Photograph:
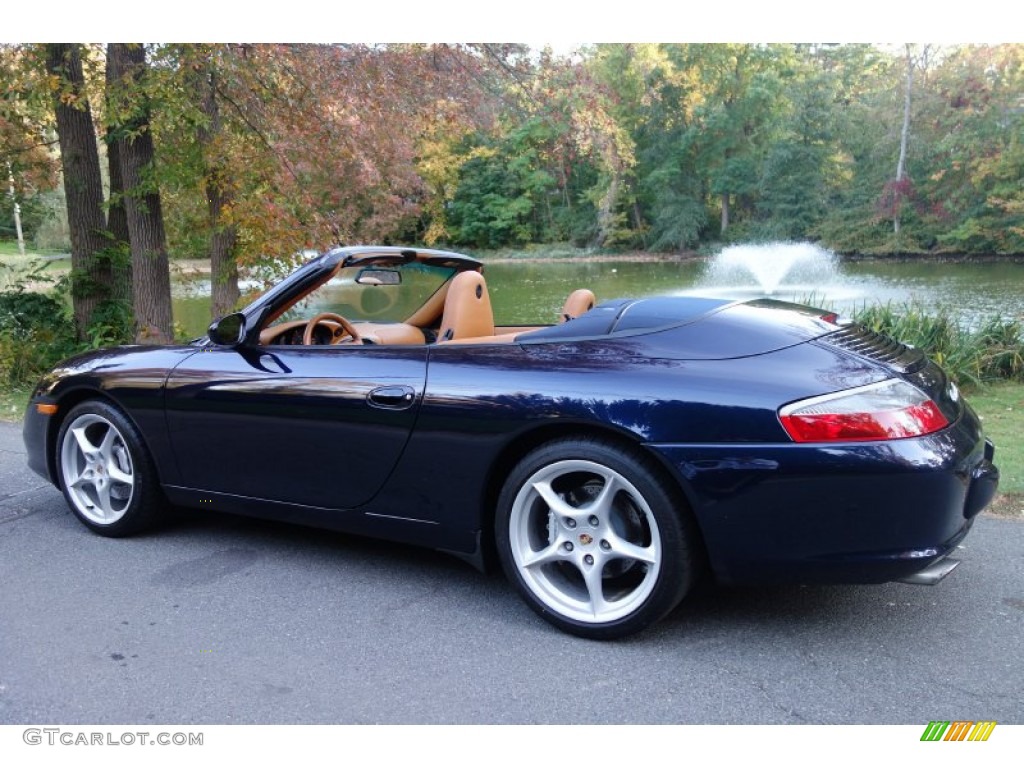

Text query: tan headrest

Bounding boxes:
[560,289,596,322]
[438,271,494,341]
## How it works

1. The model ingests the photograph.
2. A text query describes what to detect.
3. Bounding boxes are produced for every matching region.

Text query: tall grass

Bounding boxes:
[853,302,1024,389]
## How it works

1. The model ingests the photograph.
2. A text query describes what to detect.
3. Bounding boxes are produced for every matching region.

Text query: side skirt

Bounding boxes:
[163,485,478,555]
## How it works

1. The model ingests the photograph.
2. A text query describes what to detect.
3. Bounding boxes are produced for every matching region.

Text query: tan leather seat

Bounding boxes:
[560,289,596,322]
[438,271,494,342]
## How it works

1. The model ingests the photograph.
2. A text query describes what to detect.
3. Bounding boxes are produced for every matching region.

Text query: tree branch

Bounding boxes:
[212,79,301,186]
[0,137,60,161]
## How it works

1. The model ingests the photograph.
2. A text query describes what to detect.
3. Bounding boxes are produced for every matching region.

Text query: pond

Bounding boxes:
[172,254,1024,338]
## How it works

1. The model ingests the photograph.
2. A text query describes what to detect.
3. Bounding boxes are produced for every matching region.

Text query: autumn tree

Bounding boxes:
[603,43,713,250]
[43,43,122,339]
[102,50,132,309]
[106,43,173,343]
[881,44,930,237]
[170,44,241,319]
[924,45,1024,253]
[0,109,56,253]
[443,47,636,249]
[679,44,779,236]
[10,39,1024,330]
[0,47,58,253]
[150,43,504,311]
[106,44,1024,269]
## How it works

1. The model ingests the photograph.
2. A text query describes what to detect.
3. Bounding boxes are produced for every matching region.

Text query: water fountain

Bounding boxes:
[701,242,841,295]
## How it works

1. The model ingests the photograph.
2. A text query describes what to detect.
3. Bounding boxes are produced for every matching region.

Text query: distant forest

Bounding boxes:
[2,44,1023,339]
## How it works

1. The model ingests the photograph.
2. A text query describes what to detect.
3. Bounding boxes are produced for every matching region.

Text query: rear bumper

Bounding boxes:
[647,409,996,586]
[965,439,998,518]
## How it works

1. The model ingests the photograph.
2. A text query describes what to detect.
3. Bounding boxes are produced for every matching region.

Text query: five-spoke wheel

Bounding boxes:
[57,401,165,536]
[497,439,697,639]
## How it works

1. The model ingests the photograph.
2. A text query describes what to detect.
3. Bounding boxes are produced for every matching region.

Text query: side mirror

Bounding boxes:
[207,312,247,347]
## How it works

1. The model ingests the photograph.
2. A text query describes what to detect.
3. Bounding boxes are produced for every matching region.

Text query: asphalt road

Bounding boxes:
[1,420,1022,725]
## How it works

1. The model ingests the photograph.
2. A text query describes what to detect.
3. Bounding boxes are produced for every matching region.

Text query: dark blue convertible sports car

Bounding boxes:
[23,246,999,638]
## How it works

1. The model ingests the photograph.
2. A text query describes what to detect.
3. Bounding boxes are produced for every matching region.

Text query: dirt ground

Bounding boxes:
[985,493,1024,518]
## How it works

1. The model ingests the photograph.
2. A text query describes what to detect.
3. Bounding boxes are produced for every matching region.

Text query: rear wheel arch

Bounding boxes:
[481,424,708,571]
[493,435,704,638]
[481,426,628,558]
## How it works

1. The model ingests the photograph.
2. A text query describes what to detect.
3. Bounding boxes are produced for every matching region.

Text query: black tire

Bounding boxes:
[55,400,167,537]
[495,438,698,639]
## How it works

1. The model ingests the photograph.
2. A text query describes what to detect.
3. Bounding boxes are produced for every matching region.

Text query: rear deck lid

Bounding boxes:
[521,297,844,359]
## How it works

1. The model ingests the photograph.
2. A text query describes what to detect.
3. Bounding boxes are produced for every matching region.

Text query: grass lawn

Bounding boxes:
[964,383,1024,516]
[0,241,67,258]
[0,386,31,422]
[0,244,71,290]
[967,384,1024,492]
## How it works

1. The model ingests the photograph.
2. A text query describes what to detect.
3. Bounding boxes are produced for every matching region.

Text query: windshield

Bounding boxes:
[276,261,456,324]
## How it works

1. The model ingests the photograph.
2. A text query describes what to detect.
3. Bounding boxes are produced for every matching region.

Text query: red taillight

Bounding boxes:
[779,379,949,443]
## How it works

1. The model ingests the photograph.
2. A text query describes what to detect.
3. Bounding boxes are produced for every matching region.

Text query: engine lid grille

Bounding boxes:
[821,323,927,373]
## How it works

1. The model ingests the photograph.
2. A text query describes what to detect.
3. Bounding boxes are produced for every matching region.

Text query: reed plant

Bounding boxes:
[852,301,1024,389]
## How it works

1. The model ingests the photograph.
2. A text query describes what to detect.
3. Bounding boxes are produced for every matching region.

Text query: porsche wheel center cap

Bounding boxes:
[578,533,594,546]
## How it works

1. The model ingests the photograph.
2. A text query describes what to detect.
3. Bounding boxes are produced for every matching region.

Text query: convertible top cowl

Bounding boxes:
[521,297,844,360]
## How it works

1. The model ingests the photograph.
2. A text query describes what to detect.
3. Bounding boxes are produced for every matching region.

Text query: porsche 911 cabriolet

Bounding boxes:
[23,246,999,638]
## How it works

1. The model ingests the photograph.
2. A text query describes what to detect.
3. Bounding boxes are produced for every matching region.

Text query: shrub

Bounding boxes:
[0,291,66,334]
[0,290,77,389]
[852,301,1024,389]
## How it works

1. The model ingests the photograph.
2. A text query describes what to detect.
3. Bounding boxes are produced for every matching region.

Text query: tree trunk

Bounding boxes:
[107,43,173,344]
[193,55,240,319]
[593,129,623,248]
[721,192,730,234]
[104,58,133,311]
[45,43,114,340]
[894,44,914,235]
[558,146,572,212]
[595,171,620,247]
[208,182,239,319]
[103,137,133,307]
[6,162,25,256]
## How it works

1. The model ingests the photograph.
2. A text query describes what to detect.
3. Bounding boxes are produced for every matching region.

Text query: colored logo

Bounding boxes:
[920,721,996,742]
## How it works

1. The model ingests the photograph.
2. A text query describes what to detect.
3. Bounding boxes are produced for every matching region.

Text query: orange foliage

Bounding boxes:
[169,44,498,268]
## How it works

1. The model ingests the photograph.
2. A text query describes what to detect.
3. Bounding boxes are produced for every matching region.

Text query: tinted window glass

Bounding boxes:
[277,262,455,323]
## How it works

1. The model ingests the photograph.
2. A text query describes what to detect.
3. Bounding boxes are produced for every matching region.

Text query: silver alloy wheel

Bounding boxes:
[59,413,135,525]
[508,459,662,623]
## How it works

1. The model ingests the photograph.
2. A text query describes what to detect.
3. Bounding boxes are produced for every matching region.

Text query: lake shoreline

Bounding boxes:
[9,248,1024,274]
[473,250,1024,265]
[8,249,1024,293]
[838,252,1024,264]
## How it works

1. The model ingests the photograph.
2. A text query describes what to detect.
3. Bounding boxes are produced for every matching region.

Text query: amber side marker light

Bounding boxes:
[35,403,58,416]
